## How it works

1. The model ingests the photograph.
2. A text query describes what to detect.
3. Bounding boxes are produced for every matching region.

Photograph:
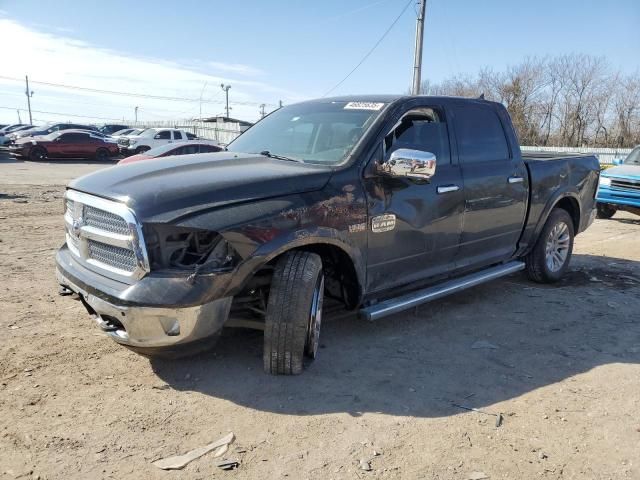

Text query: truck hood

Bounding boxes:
[601,164,640,179]
[68,152,333,222]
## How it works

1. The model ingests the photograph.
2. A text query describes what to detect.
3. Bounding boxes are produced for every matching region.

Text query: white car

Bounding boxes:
[0,124,33,145]
[117,128,191,155]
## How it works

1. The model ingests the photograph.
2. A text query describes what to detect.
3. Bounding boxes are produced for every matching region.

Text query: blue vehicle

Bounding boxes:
[596,146,640,218]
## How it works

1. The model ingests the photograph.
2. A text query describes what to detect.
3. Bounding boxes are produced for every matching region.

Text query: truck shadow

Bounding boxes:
[150,253,640,418]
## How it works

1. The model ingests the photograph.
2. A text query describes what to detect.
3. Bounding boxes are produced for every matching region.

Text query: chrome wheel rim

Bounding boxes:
[545,222,570,272]
[306,274,324,359]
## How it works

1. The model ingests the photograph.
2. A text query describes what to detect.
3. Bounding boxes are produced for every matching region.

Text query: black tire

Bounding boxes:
[135,146,150,154]
[29,146,47,161]
[263,251,324,375]
[596,203,616,219]
[95,148,110,161]
[525,208,575,283]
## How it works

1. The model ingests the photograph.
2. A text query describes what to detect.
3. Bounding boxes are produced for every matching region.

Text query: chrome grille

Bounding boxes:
[85,205,129,235]
[64,190,149,283]
[87,240,137,272]
[611,179,640,191]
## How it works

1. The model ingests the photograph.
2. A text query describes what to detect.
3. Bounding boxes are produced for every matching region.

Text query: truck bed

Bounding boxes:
[519,152,599,252]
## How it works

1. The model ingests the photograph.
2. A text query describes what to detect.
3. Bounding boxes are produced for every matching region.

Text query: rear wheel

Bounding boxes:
[263,251,324,375]
[29,146,47,161]
[596,203,616,219]
[95,148,110,161]
[525,208,574,283]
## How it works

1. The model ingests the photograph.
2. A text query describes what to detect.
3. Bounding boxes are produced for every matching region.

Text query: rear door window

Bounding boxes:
[173,131,183,140]
[452,104,510,163]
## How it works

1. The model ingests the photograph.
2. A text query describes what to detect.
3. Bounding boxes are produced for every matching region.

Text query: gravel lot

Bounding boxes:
[1,153,639,480]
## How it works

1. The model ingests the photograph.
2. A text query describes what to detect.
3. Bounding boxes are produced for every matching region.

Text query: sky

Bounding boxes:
[0,0,638,124]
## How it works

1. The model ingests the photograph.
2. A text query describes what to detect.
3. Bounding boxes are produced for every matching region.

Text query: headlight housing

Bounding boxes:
[599,176,611,187]
[129,139,138,145]
[144,225,239,272]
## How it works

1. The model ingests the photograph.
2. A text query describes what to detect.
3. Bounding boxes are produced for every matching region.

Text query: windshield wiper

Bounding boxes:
[259,150,303,163]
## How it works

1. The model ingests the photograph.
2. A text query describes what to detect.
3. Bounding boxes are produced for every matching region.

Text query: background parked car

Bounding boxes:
[117,127,190,155]
[8,129,118,161]
[6,123,99,144]
[110,128,140,138]
[98,124,129,135]
[0,124,33,145]
[596,145,640,218]
[117,141,222,165]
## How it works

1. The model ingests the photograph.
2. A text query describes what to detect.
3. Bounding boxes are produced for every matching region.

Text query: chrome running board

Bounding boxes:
[360,261,525,321]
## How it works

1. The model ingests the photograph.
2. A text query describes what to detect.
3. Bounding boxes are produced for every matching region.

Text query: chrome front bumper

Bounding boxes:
[56,268,232,349]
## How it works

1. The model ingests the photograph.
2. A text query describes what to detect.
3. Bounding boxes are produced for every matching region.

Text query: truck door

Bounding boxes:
[364,105,464,293]
[450,102,528,269]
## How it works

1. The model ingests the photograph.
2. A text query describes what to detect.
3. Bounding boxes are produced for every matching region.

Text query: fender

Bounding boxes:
[221,227,366,300]
[518,187,581,256]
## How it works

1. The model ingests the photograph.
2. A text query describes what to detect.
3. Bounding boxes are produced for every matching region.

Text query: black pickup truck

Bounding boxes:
[56,95,599,375]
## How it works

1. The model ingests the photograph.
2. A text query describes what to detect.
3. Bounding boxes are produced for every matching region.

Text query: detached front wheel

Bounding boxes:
[525,208,575,283]
[263,251,324,375]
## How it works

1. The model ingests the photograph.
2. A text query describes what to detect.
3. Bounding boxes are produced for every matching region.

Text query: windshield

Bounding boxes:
[624,146,640,165]
[227,101,386,165]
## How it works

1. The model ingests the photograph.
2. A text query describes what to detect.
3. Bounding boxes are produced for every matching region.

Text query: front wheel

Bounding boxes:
[263,251,324,375]
[596,203,616,219]
[95,148,110,161]
[525,208,575,283]
[29,146,47,161]
[135,146,150,154]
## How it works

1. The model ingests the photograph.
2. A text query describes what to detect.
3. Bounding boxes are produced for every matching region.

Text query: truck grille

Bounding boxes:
[64,190,149,282]
[611,178,640,191]
[87,240,138,272]
[85,206,130,235]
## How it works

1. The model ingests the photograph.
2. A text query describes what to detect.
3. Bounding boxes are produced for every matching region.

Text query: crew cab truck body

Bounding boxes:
[55,95,599,374]
[596,145,640,218]
[118,128,190,155]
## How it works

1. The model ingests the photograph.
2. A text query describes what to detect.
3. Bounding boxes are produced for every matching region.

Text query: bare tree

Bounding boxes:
[419,54,639,148]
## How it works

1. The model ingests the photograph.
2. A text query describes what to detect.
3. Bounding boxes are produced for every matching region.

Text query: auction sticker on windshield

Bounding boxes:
[344,102,385,111]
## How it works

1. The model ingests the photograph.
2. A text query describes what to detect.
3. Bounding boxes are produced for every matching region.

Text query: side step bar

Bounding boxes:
[360,261,525,321]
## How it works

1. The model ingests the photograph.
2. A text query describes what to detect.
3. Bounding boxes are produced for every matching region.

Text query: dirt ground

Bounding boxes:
[1,155,639,480]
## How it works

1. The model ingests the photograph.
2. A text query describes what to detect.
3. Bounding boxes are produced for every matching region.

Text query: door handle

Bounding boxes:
[508,176,524,184]
[436,185,460,194]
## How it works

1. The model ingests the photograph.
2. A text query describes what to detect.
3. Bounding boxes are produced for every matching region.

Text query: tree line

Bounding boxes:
[420,54,639,148]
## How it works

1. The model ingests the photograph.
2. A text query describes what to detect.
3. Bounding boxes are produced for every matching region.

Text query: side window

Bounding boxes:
[173,131,183,140]
[57,133,71,142]
[385,107,451,164]
[184,145,198,154]
[452,104,510,163]
[155,130,171,140]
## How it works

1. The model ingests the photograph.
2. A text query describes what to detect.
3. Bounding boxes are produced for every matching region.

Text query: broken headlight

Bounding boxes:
[144,225,239,272]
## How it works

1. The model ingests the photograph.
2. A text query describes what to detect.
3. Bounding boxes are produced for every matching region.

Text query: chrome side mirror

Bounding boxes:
[379,148,437,180]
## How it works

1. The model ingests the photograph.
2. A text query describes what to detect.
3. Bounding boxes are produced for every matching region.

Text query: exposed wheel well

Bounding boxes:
[288,244,361,309]
[554,196,580,232]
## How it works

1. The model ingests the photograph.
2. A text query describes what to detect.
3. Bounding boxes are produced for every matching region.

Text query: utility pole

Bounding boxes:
[220,84,231,118]
[279,100,283,108]
[411,0,427,95]
[134,106,139,123]
[259,104,266,118]
[25,75,34,124]
[17,110,22,123]
[199,81,208,120]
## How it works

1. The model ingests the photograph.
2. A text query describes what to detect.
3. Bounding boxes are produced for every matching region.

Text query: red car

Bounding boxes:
[9,130,119,161]
[117,142,223,165]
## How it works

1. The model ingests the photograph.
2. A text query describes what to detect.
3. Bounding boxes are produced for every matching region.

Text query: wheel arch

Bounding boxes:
[231,234,365,309]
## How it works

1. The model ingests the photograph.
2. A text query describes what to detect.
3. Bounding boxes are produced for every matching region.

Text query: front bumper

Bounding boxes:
[597,185,640,210]
[56,247,233,349]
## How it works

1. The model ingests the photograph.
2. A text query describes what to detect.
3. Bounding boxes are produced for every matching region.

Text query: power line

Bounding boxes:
[322,0,413,97]
[0,75,276,107]
[0,105,123,122]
